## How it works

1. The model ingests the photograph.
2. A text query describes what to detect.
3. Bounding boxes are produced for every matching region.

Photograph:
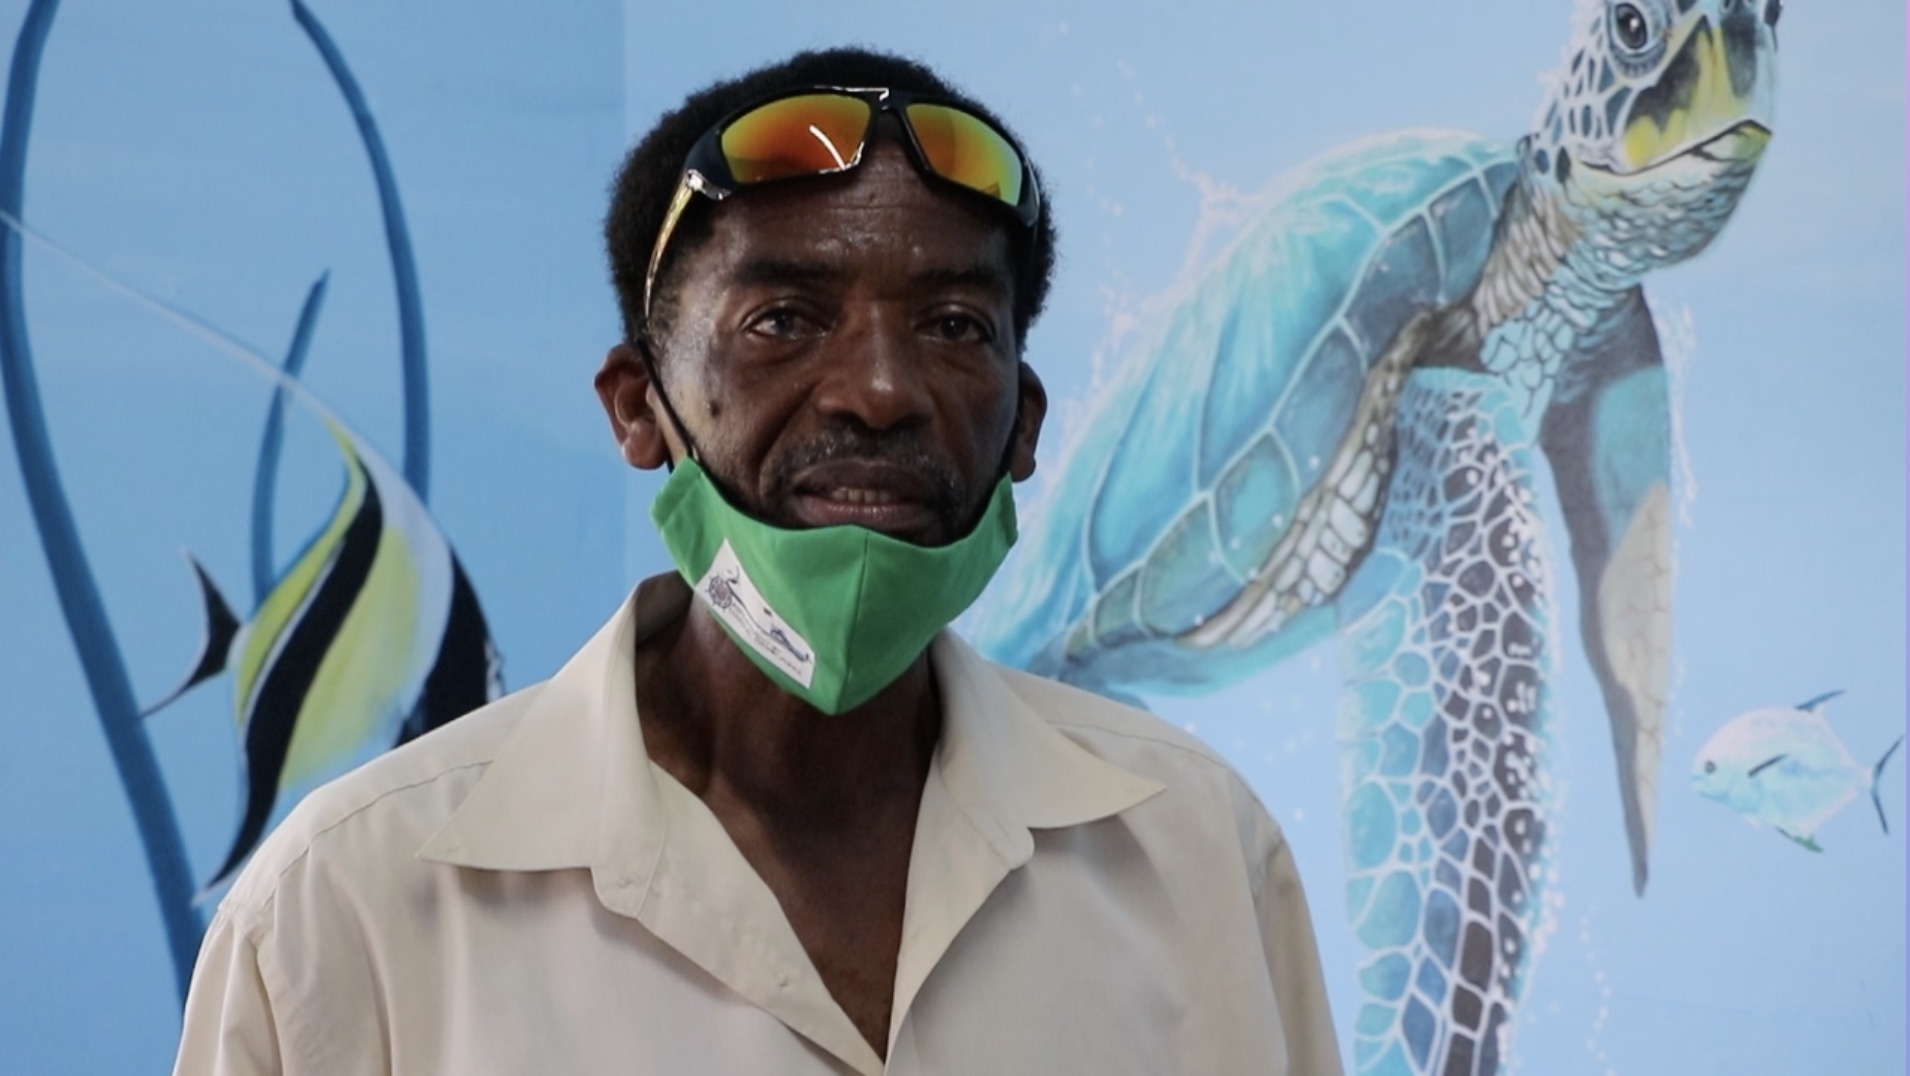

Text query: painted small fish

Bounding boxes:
[0,208,504,893]
[1692,691,1904,851]
[146,419,500,891]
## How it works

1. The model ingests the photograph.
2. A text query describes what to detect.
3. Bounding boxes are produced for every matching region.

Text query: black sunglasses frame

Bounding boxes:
[641,85,1042,327]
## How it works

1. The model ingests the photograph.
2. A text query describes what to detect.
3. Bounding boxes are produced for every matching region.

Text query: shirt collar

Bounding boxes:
[417,571,1163,883]
[925,629,1163,860]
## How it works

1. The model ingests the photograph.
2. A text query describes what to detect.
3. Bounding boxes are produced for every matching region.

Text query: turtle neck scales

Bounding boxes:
[1431,157,1635,422]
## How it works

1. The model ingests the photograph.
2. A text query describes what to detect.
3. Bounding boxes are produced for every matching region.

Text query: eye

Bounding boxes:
[748,305,821,340]
[1703,760,1717,774]
[1612,3,1650,52]
[1764,0,1782,29]
[925,311,994,345]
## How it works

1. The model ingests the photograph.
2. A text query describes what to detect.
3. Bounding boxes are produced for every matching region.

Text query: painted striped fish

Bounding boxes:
[147,418,500,891]
[0,209,504,892]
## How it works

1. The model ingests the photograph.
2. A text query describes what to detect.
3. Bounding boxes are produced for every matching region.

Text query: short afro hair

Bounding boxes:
[604,46,1058,349]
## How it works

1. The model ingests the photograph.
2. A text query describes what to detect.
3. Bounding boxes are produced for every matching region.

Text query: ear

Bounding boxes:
[594,342,681,470]
[1008,361,1047,482]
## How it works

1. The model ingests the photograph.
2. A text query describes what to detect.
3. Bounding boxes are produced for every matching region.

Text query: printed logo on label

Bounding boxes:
[696,541,816,688]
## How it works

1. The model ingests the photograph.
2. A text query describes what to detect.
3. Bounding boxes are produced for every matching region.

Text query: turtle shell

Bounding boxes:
[974,130,1519,690]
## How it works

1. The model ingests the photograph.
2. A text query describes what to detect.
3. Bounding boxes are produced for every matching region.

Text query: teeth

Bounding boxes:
[827,488,898,506]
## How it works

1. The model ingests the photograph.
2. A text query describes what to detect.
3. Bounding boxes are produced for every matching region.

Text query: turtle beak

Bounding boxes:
[1616,4,1777,174]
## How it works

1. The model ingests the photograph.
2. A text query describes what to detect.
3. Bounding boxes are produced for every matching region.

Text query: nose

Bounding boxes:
[811,308,933,432]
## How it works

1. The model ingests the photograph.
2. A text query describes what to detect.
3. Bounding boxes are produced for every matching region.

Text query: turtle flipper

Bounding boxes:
[1539,288,1669,895]
[1336,369,1554,1076]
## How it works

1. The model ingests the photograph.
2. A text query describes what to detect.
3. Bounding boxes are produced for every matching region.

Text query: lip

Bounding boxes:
[1683,120,1772,165]
[787,459,946,539]
[1588,120,1774,178]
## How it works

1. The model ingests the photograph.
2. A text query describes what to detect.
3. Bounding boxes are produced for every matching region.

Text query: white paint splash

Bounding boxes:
[1654,301,1701,528]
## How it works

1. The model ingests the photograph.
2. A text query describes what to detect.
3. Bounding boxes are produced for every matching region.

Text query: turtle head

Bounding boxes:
[1525,0,1778,280]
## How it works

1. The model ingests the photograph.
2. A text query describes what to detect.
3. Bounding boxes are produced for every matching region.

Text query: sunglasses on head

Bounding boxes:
[642,86,1042,326]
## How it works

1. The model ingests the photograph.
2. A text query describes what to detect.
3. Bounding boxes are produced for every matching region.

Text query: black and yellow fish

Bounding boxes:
[147,419,500,890]
[0,208,503,894]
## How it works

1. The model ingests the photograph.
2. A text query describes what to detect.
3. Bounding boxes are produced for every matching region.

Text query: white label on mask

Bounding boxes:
[696,540,816,688]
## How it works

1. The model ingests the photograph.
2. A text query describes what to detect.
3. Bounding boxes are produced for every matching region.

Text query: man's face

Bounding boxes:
[600,134,1046,548]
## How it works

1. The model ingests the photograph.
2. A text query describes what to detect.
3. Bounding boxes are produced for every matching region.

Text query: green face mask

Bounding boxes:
[651,458,1017,715]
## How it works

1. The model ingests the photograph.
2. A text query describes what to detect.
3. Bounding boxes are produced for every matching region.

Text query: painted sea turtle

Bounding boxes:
[971,2,1777,1073]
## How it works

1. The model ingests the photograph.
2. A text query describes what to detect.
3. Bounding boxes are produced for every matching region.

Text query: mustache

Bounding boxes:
[765,426,963,522]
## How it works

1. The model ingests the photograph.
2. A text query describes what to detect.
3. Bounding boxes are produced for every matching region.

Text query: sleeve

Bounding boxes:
[1258,827,1345,1076]
[172,904,289,1076]
[1232,776,1345,1076]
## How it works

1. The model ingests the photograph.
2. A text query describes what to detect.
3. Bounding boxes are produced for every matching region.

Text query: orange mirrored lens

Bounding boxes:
[719,94,872,184]
[905,103,1023,207]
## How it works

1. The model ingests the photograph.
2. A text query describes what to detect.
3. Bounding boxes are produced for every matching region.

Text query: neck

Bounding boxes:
[1470,168,1568,327]
[636,599,940,822]
[1446,159,1634,415]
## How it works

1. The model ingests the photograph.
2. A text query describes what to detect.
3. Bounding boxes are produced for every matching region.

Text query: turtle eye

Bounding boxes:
[1612,3,1651,52]
[1704,760,1717,774]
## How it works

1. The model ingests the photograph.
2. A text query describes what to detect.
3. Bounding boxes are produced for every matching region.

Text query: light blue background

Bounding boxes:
[1,1,1902,1071]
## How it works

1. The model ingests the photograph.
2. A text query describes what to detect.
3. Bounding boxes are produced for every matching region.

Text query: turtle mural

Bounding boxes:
[970,1,1777,1073]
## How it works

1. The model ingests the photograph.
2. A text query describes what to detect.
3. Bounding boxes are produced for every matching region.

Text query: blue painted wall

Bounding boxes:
[1,1,1902,1071]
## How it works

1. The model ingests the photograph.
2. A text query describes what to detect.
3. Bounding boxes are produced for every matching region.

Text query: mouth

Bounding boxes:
[787,460,952,541]
[1589,120,1773,179]
[1682,120,1772,165]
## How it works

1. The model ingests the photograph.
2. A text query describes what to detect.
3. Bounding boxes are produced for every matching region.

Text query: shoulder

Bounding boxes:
[991,663,1226,758]
[992,661,1250,784]
[218,681,545,917]
[986,660,1287,855]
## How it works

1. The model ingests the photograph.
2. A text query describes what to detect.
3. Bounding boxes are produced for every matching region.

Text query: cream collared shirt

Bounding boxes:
[175,575,1342,1075]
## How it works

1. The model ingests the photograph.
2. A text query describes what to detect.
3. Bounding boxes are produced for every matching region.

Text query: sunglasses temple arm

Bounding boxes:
[643,172,730,327]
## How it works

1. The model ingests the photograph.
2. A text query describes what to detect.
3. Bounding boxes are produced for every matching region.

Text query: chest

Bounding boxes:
[718,805,919,1056]
[308,836,1291,1076]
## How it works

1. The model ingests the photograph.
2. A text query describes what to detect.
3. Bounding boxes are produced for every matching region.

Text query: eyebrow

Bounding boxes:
[728,257,843,290]
[910,263,1013,297]
[726,257,1012,296]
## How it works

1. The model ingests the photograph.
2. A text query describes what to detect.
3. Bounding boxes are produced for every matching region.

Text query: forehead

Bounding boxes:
[686,139,1017,290]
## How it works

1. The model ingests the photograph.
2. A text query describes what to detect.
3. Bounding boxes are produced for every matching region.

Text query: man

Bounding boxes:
[175,46,1342,1075]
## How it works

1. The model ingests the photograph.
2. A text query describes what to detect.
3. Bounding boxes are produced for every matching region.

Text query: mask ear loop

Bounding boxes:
[994,362,1029,480]
[634,334,767,524]
[634,333,703,472]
